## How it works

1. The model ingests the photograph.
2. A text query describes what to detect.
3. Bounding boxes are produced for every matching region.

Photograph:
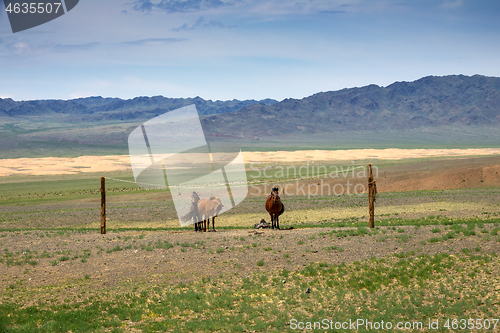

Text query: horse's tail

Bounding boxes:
[279,203,285,216]
[181,209,197,222]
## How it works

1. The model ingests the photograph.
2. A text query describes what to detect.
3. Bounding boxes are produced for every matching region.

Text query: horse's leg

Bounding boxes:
[271,214,274,230]
[276,215,280,230]
[196,214,200,232]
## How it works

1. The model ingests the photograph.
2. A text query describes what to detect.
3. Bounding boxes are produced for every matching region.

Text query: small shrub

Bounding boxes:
[279,269,289,277]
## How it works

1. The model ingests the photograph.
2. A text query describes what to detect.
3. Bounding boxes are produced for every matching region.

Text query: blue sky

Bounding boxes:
[0,0,499,101]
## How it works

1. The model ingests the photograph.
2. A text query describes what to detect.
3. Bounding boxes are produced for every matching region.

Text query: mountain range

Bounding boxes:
[1,74,499,157]
[0,95,278,121]
[201,74,500,139]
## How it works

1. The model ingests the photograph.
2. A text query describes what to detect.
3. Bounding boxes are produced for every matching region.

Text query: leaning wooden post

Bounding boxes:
[367,164,376,228]
[100,177,106,234]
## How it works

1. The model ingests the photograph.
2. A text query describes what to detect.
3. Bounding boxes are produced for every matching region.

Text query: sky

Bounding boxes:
[0,0,499,101]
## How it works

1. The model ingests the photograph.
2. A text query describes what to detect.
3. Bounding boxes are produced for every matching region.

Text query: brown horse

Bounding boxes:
[198,196,224,232]
[265,187,284,230]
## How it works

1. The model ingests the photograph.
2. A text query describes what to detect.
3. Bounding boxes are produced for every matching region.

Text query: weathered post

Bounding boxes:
[367,164,376,228]
[100,177,106,234]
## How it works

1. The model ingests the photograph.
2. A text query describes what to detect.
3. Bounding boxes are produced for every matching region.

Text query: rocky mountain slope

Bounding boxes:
[201,74,500,139]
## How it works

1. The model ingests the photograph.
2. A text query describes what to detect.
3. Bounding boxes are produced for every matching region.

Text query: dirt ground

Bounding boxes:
[247,155,500,199]
[1,223,499,305]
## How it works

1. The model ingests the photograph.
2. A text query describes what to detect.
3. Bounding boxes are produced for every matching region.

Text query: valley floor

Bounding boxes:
[1,152,500,331]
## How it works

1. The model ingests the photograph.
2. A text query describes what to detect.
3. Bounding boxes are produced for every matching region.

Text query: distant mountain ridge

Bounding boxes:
[0,95,279,121]
[201,74,500,139]
[1,74,500,158]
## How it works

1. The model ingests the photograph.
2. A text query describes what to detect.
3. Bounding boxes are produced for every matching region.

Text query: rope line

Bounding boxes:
[104,177,137,184]
[104,177,248,189]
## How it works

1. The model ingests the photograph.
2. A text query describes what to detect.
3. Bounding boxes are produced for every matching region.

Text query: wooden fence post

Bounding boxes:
[100,177,106,234]
[367,164,376,228]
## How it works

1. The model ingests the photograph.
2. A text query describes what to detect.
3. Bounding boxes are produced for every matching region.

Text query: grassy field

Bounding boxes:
[1,158,500,332]
[1,250,499,332]
[0,222,499,332]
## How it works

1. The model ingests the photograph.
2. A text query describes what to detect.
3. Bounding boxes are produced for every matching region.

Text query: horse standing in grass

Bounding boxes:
[198,196,224,232]
[265,187,284,230]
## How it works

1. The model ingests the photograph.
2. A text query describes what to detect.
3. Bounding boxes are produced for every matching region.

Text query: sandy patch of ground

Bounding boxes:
[0,155,132,176]
[244,148,500,163]
[1,148,500,177]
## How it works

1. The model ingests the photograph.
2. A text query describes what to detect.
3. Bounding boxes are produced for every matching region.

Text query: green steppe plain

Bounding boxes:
[1,156,500,332]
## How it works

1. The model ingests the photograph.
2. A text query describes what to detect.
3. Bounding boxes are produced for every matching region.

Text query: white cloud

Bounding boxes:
[172,16,235,31]
[0,40,99,57]
[441,0,463,10]
[130,0,232,13]
[120,37,187,45]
